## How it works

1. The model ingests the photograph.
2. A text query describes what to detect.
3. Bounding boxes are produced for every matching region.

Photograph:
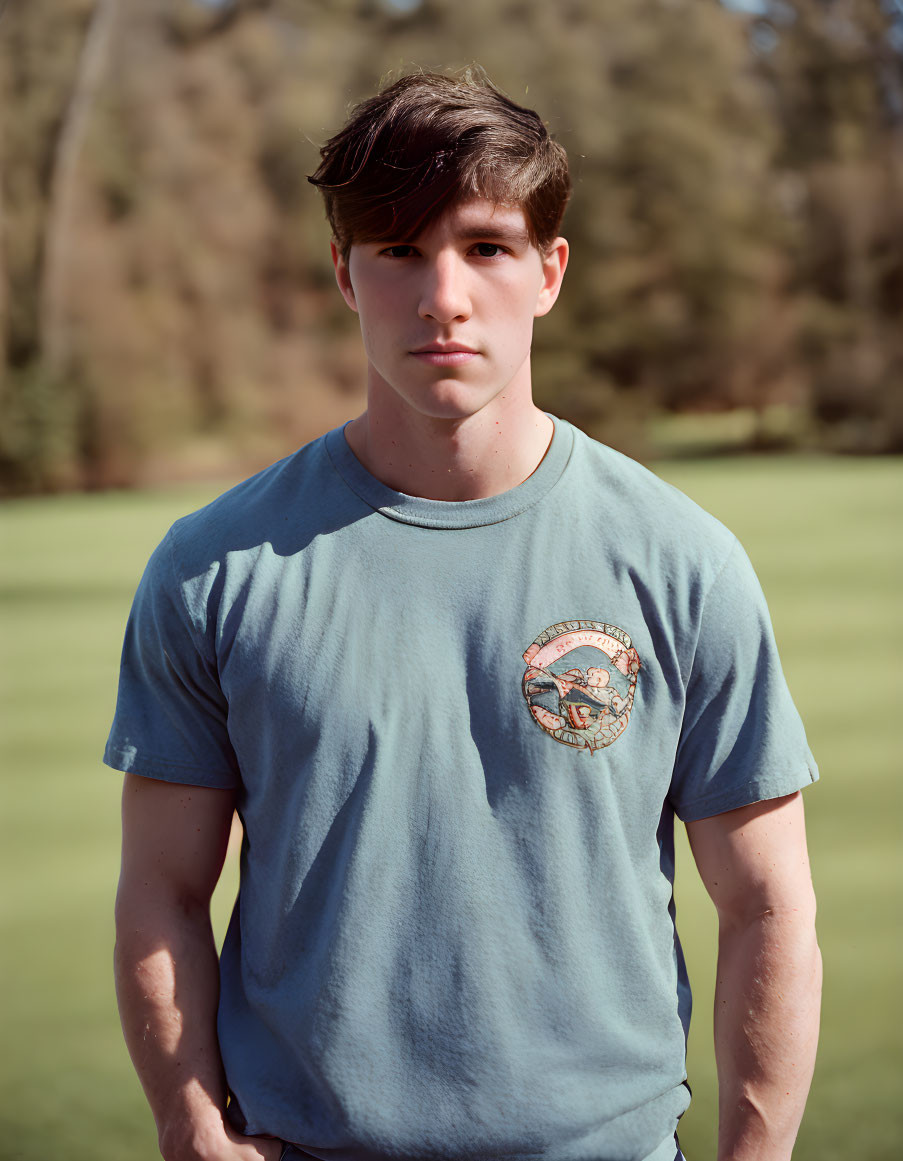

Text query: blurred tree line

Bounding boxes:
[0,0,901,492]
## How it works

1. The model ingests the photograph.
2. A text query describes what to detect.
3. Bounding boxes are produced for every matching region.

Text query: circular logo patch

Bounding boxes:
[522,620,641,753]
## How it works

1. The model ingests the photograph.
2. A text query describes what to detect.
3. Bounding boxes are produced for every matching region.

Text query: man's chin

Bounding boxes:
[408,378,508,422]
[367,364,515,422]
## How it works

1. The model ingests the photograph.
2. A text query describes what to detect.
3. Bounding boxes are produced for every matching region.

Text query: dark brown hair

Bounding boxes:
[308,69,570,257]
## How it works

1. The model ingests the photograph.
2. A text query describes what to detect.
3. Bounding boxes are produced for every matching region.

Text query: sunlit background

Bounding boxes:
[1,1,901,1159]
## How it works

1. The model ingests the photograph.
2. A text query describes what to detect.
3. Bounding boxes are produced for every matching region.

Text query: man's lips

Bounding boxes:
[410,343,480,366]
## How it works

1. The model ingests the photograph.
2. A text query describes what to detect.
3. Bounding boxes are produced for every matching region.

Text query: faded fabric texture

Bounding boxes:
[105,417,817,1161]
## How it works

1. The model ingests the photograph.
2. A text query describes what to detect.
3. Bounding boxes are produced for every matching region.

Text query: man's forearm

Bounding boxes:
[114,893,232,1160]
[713,903,822,1161]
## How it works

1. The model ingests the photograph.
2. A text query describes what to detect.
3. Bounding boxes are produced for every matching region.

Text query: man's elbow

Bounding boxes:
[113,874,212,976]
[717,881,819,945]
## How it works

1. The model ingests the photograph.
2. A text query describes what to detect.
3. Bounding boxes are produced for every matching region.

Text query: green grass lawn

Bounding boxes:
[0,454,900,1161]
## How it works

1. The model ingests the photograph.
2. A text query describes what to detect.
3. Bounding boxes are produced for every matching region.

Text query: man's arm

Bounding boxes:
[114,772,284,1161]
[685,791,821,1161]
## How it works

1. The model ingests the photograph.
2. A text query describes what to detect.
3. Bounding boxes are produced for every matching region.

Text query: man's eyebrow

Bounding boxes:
[451,223,531,244]
[375,223,531,246]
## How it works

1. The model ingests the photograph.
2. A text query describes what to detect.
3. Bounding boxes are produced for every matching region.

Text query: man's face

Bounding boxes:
[332,198,568,422]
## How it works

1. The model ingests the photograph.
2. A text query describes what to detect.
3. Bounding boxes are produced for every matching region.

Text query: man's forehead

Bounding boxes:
[441,198,530,233]
[380,197,532,245]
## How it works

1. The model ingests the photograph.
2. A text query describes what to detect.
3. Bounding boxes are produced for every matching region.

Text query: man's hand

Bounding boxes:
[686,791,821,1161]
[220,1129,285,1161]
[160,1115,285,1161]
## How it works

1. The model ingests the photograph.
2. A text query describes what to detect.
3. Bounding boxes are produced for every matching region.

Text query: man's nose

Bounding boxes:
[418,254,472,324]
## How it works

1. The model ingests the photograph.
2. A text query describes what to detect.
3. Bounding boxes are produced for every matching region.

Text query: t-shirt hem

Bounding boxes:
[673,763,818,822]
[102,746,240,789]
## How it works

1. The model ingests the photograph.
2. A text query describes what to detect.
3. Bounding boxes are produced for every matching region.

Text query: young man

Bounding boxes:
[107,72,821,1161]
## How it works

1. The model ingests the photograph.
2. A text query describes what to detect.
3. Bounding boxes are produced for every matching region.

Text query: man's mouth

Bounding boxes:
[410,343,480,366]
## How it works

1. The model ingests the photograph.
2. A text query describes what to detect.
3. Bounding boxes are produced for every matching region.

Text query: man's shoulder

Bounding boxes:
[565,421,737,567]
[164,429,344,571]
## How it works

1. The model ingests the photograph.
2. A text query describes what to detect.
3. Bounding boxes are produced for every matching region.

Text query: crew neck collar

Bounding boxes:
[324,415,574,529]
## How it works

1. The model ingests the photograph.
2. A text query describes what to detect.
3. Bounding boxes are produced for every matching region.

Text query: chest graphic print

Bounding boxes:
[522,621,641,753]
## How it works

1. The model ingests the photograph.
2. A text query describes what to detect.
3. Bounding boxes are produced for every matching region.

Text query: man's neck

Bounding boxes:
[343,399,554,502]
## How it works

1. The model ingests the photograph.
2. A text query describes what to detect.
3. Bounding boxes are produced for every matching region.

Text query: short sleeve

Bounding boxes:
[103,529,241,788]
[669,538,818,821]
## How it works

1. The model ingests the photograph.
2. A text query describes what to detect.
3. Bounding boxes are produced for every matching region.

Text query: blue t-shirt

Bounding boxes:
[105,417,817,1161]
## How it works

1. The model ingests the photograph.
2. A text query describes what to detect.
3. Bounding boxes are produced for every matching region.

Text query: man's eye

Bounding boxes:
[474,243,504,258]
[382,245,417,258]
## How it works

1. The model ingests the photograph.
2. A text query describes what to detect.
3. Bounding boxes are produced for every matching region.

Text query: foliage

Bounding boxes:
[0,364,80,492]
[0,0,901,493]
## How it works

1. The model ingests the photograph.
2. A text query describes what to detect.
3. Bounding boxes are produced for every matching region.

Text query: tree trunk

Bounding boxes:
[40,0,119,377]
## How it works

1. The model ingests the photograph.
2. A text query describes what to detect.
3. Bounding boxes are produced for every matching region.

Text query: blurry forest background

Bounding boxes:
[2,5,902,1160]
[1,0,902,495]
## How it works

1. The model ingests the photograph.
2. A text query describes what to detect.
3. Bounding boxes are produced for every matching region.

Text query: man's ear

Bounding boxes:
[331,241,358,313]
[534,237,569,318]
